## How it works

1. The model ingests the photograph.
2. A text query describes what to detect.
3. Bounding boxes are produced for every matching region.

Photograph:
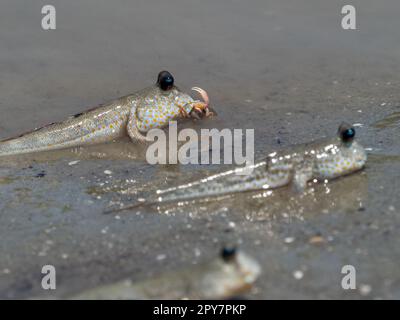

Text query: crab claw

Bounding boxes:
[178,105,190,118]
[191,87,214,117]
[191,87,210,106]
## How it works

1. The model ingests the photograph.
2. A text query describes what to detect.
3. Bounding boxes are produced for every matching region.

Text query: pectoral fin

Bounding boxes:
[127,104,149,143]
[291,159,314,193]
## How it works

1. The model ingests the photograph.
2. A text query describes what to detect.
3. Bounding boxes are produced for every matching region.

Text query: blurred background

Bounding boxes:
[0,0,400,299]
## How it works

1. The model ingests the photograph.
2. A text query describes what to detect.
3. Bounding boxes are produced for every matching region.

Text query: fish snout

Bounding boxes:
[235,252,261,284]
[352,142,368,169]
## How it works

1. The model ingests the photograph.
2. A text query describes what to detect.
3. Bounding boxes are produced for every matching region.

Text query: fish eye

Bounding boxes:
[338,122,355,143]
[221,247,237,262]
[157,70,174,91]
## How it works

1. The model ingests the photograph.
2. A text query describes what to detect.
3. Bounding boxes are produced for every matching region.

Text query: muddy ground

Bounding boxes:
[0,0,400,299]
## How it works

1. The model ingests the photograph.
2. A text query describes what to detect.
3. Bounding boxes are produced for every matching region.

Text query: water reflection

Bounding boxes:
[0,138,144,167]
[103,171,368,222]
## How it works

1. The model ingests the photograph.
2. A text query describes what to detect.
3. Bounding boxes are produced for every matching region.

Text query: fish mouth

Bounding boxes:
[356,155,368,169]
[236,252,261,284]
[189,87,217,119]
[352,142,368,169]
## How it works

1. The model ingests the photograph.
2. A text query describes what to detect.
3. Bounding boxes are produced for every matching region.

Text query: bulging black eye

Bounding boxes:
[338,122,356,143]
[221,247,237,262]
[157,71,174,91]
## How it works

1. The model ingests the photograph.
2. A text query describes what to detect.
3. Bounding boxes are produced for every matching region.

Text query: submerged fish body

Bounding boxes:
[69,249,260,300]
[130,123,367,207]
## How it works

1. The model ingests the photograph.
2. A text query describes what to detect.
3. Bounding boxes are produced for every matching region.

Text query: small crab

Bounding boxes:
[178,87,214,120]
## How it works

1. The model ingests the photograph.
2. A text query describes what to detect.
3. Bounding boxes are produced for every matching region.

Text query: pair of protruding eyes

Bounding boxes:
[156,70,356,143]
[157,71,174,91]
[338,122,356,143]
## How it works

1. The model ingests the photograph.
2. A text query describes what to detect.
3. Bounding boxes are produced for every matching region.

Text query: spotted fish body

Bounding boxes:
[68,250,260,300]
[142,124,367,206]
[0,85,203,157]
[136,89,194,131]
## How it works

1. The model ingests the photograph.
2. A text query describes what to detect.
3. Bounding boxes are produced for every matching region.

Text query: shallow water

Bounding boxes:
[373,111,400,129]
[1,0,400,299]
